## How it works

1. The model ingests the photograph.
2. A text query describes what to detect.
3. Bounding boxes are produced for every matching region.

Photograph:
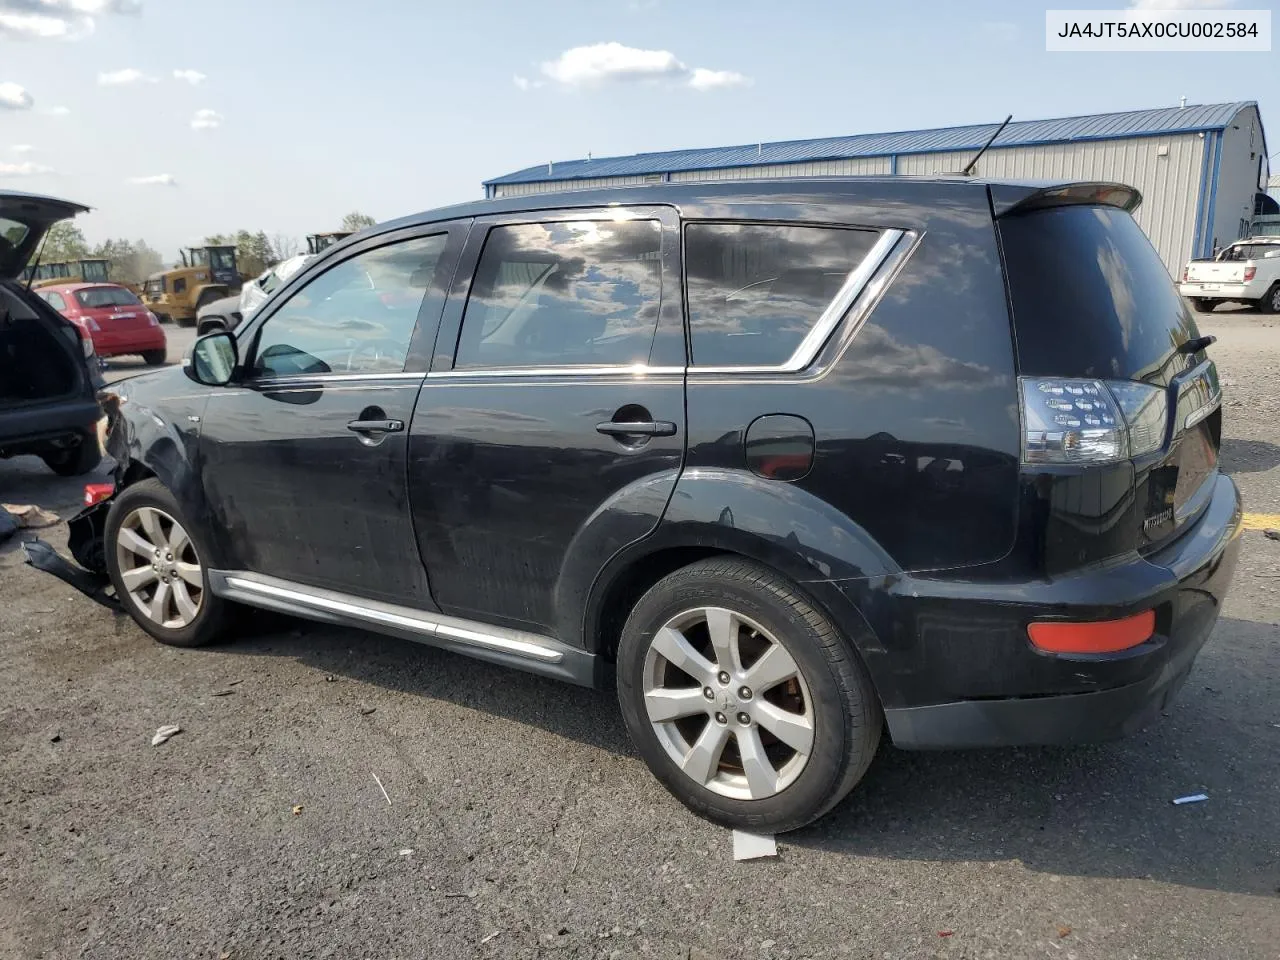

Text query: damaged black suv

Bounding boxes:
[0,191,103,476]
[37,179,1241,832]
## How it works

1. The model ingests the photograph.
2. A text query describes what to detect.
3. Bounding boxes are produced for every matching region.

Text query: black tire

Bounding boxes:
[1259,284,1280,315]
[142,349,167,366]
[104,478,234,648]
[175,315,196,329]
[41,435,101,477]
[1190,298,1214,313]
[616,557,881,833]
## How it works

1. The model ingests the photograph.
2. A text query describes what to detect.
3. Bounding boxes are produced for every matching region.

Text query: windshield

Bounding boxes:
[76,286,141,308]
[211,249,236,270]
[188,249,208,267]
[1000,204,1199,387]
[144,278,165,295]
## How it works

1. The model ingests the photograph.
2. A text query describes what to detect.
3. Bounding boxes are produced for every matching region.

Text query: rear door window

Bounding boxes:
[683,222,880,367]
[454,219,663,370]
[999,205,1199,386]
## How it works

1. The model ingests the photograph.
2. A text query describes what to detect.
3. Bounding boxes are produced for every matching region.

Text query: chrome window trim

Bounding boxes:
[427,227,911,380]
[248,372,425,388]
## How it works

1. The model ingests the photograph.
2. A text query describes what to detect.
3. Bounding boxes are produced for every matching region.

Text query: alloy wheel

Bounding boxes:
[115,506,204,629]
[642,606,814,801]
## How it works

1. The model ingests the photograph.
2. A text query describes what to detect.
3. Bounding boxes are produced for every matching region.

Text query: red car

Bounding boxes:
[38,283,167,365]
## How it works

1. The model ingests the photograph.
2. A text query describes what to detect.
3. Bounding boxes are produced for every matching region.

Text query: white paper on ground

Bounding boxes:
[1172,793,1209,805]
[732,830,777,861]
[151,724,181,746]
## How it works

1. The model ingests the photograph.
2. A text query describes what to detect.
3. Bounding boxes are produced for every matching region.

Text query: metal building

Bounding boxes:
[484,101,1269,276]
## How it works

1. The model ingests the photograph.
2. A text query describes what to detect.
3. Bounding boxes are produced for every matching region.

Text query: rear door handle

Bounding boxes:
[347,418,404,433]
[596,420,677,437]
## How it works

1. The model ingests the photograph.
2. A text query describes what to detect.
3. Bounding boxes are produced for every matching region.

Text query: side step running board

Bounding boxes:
[208,571,600,688]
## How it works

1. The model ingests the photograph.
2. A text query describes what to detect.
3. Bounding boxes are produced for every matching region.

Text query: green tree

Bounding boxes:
[92,238,164,285]
[40,221,90,263]
[341,211,376,232]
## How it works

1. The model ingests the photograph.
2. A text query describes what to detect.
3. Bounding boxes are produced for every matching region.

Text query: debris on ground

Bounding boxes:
[1173,793,1209,805]
[1264,529,1280,541]
[480,931,500,945]
[359,706,376,715]
[372,773,392,805]
[150,724,181,747]
[2,503,60,529]
[938,930,955,938]
[732,830,777,861]
[0,506,17,544]
[1057,925,1073,938]
[211,689,235,697]
[50,733,61,743]
[291,805,303,816]
[398,848,414,856]
[227,679,243,686]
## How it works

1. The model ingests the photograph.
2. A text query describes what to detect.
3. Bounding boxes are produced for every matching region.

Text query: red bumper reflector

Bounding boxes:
[1028,610,1156,654]
[84,483,115,507]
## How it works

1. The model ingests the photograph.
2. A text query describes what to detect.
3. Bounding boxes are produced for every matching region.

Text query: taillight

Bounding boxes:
[1243,266,1256,281]
[1020,378,1168,464]
[81,331,95,359]
[83,483,115,506]
[146,311,160,327]
[1181,267,1188,282]
[72,315,100,333]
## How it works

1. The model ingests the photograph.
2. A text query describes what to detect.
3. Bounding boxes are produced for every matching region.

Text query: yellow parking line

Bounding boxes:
[1240,512,1280,531]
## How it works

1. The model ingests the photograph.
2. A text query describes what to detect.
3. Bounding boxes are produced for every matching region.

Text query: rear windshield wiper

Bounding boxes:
[1179,335,1216,355]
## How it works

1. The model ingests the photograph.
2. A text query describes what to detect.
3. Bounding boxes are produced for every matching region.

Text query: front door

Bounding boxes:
[408,207,687,638]
[199,224,466,606]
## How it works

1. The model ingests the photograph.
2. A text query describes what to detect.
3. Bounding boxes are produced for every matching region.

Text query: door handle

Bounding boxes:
[347,418,404,433]
[596,420,677,437]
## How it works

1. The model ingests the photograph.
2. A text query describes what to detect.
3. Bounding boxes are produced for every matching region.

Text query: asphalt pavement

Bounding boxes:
[0,311,1277,960]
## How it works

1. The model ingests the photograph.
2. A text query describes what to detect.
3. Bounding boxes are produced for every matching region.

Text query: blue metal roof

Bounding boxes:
[486,101,1258,186]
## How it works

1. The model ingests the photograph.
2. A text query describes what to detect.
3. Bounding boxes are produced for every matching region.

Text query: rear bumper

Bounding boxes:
[93,331,166,356]
[1178,281,1262,300]
[0,396,102,452]
[870,473,1242,748]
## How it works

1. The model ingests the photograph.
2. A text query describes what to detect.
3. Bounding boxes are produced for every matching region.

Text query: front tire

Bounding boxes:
[104,478,233,647]
[1259,284,1280,315]
[42,435,101,477]
[616,558,881,833]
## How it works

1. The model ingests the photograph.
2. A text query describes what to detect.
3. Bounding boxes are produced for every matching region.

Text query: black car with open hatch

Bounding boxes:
[39,177,1240,832]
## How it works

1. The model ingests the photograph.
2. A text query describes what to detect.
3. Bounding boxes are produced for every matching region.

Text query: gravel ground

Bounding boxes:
[1,312,1277,960]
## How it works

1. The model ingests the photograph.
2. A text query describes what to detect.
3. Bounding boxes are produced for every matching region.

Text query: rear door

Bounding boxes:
[407,206,687,637]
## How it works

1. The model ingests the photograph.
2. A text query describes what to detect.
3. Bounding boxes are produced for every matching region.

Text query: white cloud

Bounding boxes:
[43,104,70,116]
[128,173,176,186]
[0,160,54,176]
[513,74,529,91]
[173,68,206,85]
[538,42,750,92]
[11,144,35,152]
[190,108,222,130]
[688,67,750,91]
[1128,0,1234,7]
[0,0,139,41]
[98,67,156,86]
[0,82,34,109]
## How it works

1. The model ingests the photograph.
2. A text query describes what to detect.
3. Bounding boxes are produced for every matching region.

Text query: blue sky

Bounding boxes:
[1,0,1274,258]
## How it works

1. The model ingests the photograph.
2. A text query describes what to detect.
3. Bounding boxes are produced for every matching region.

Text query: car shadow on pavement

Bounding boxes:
[219,613,1279,898]
[1220,437,1280,475]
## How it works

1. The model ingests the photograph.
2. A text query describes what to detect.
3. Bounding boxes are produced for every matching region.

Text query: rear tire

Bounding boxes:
[142,349,166,366]
[616,557,881,833]
[175,315,196,329]
[42,435,101,477]
[1259,284,1280,315]
[104,478,234,648]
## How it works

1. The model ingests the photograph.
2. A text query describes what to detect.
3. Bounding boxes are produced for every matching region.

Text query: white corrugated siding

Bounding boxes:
[896,136,1204,275]
[1208,105,1264,251]
[669,156,892,181]
[492,137,1210,275]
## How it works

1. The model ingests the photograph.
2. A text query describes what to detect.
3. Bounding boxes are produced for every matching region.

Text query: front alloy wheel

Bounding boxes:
[643,607,814,800]
[115,506,204,628]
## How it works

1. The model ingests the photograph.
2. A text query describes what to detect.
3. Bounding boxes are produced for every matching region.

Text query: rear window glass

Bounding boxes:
[76,287,141,308]
[456,219,662,370]
[684,223,879,367]
[999,205,1199,386]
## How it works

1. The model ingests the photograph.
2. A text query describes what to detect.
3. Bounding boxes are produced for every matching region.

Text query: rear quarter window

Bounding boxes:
[683,223,879,367]
[999,205,1199,386]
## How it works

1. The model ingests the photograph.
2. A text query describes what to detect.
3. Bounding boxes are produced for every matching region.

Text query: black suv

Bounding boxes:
[61,179,1240,831]
[1,191,104,476]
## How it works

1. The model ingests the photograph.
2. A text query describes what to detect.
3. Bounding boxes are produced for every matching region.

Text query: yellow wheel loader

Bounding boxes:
[141,245,241,327]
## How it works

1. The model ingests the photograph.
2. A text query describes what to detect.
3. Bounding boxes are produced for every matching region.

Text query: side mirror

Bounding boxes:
[187,331,238,386]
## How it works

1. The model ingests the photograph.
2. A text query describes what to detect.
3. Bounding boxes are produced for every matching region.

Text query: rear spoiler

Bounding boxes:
[989,181,1142,218]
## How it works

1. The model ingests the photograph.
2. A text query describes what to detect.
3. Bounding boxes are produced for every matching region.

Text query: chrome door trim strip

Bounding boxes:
[249,372,425,388]
[215,572,564,663]
[426,364,685,380]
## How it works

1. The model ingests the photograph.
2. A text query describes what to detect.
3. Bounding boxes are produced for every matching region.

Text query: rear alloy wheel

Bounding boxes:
[105,478,233,647]
[617,558,881,832]
[1261,285,1280,315]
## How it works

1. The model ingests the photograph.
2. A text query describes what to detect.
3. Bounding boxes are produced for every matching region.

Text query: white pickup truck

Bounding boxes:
[1179,237,1280,313]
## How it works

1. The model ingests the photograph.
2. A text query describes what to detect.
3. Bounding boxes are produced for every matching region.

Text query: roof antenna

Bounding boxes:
[959,114,1013,176]
[757,143,762,157]
[1179,96,1187,109]
[548,160,553,174]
